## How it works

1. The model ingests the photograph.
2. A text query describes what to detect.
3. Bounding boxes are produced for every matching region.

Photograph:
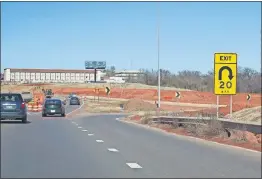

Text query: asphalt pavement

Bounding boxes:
[1,105,261,178]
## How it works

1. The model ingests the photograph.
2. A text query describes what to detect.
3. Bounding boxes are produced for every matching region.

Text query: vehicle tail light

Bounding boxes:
[21,102,25,109]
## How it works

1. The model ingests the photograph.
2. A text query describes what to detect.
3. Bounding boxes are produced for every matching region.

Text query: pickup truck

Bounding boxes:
[21,91,33,103]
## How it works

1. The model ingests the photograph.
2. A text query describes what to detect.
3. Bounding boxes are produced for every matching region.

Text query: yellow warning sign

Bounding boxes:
[214,53,237,95]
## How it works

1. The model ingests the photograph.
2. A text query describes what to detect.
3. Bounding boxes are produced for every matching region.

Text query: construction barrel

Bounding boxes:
[37,104,43,111]
[33,105,38,112]
[27,104,33,112]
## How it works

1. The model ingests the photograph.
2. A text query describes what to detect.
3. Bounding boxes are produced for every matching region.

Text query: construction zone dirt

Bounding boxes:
[83,99,123,113]
[123,98,157,111]
[1,83,261,116]
[55,87,261,115]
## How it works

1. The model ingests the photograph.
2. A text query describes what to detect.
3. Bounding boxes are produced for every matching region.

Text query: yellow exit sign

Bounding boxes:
[214,53,237,95]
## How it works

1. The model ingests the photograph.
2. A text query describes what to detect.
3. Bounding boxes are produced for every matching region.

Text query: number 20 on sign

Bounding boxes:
[214,53,237,95]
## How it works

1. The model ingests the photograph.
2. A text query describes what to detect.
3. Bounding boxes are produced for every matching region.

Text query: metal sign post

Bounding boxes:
[216,95,219,119]
[98,89,100,102]
[230,95,233,118]
[93,88,96,102]
[94,88,99,102]
[94,68,97,82]
[214,53,237,119]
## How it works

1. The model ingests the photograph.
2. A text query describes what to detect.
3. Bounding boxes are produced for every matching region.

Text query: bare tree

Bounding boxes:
[128,66,261,93]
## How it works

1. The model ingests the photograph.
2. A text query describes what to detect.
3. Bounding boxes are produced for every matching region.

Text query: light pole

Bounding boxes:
[157,4,161,109]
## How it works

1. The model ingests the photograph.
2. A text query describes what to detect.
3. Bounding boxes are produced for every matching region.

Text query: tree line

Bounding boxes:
[104,66,261,93]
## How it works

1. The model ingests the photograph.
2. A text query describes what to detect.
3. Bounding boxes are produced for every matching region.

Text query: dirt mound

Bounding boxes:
[226,106,261,123]
[123,98,157,111]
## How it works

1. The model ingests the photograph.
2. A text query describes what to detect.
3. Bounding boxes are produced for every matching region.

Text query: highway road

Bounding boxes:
[1,105,261,178]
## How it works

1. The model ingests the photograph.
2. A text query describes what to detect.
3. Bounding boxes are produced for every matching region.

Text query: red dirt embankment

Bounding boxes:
[46,87,261,115]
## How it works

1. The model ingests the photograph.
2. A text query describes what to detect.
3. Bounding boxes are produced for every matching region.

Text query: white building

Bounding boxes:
[104,76,125,83]
[115,70,144,80]
[3,68,104,83]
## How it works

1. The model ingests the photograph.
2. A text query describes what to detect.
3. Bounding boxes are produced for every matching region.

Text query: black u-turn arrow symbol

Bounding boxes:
[218,66,234,80]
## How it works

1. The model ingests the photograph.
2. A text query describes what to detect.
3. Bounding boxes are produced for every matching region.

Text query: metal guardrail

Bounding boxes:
[151,117,262,134]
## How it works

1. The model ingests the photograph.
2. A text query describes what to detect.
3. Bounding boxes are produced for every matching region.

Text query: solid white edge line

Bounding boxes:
[126,163,142,169]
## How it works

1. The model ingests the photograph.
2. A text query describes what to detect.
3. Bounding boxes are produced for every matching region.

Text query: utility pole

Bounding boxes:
[157,3,161,109]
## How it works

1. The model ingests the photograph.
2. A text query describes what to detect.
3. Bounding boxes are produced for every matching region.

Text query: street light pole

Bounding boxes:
[157,4,161,109]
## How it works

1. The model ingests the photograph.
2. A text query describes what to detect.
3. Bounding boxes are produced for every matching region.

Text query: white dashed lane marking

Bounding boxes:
[69,116,141,170]
[107,148,119,152]
[126,163,142,169]
[96,140,104,143]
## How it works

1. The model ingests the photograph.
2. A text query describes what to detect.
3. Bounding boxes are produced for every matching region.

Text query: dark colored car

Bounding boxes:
[70,97,80,105]
[62,99,67,105]
[0,93,27,123]
[42,99,65,117]
[68,93,76,99]
[45,95,52,99]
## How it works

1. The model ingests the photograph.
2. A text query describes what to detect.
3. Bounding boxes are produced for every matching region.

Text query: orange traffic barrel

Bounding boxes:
[37,104,43,111]
[39,96,44,104]
[27,104,33,111]
[32,105,38,112]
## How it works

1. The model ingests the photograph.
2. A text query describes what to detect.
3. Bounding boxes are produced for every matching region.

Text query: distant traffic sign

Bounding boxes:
[105,87,111,95]
[175,91,181,98]
[214,53,237,95]
[247,94,251,101]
